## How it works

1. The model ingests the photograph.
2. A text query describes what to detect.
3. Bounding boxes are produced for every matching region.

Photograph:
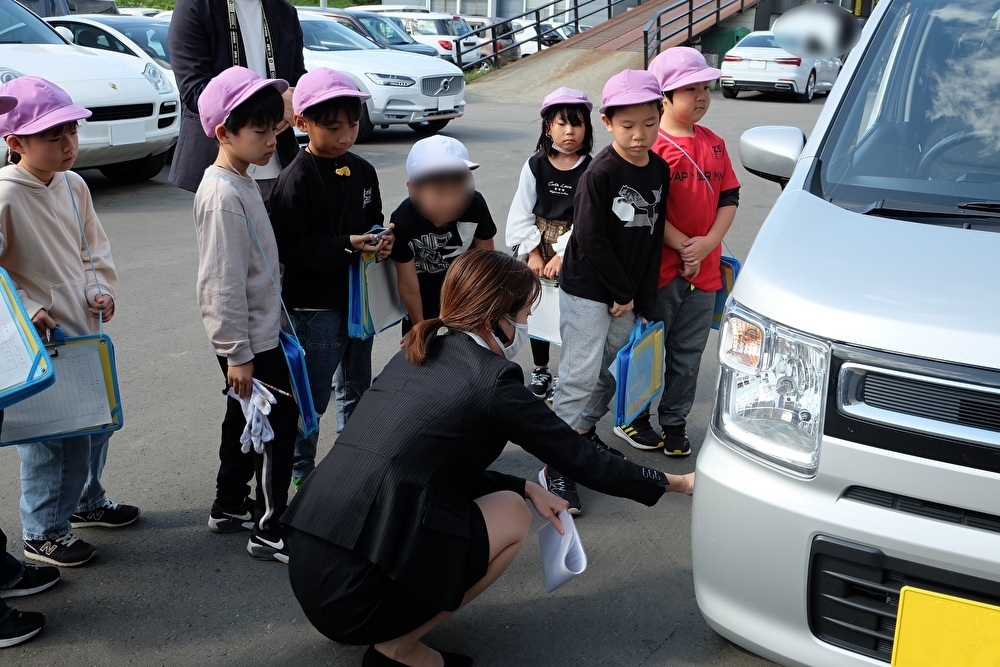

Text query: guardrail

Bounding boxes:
[453,0,648,72]
[642,0,748,68]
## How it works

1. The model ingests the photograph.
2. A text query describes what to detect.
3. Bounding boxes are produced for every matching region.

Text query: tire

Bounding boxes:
[722,88,738,99]
[796,72,816,103]
[356,105,375,144]
[98,151,168,184]
[408,119,450,136]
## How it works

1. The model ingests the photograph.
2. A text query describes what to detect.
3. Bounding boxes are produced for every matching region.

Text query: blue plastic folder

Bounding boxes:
[279,330,318,440]
[612,320,666,427]
[1,326,123,446]
[0,269,56,411]
[348,252,407,340]
[713,251,742,331]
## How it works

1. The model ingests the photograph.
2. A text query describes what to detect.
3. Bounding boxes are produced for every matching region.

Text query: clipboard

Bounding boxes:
[0,268,56,410]
[527,278,561,345]
[1,326,123,446]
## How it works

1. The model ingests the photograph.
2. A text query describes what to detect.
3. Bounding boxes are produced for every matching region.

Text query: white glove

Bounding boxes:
[228,380,277,454]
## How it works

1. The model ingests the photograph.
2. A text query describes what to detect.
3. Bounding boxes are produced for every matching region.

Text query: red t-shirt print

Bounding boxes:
[652,124,740,292]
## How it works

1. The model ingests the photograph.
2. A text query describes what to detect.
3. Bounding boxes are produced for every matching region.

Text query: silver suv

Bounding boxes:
[693,1,1000,665]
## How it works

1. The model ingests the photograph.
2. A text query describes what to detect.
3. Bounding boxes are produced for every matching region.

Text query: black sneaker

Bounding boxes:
[0,565,60,599]
[247,534,290,563]
[70,499,140,529]
[529,368,552,399]
[547,376,557,403]
[23,534,96,568]
[663,426,692,457]
[613,419,665,450]
[0,609,45,648]
[585,428,626,459]
[208,498,255,534]
[538,467,581,515]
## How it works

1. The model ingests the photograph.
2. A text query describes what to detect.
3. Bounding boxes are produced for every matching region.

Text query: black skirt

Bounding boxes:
[287,501,490,646]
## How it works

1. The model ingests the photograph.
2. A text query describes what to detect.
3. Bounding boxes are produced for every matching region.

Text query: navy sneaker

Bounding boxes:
[538,467,581,515]
[0,609,45,648]
[613,419,665,450]
[247,533,290,563]
[71,499,140,529]
[663,425,692,457]
[23,534,96,568]
[585,428,626,459]
[0,565,60,599]
[208,498,255,534]
[529,368,553,399]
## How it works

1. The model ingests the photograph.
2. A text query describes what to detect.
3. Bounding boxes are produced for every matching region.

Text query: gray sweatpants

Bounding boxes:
[637,275,715,429]
[552,290,636,432]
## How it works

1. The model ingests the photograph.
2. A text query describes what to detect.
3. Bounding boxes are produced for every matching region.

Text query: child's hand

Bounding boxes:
[610,300,633,317]
[680,258,701,279]
[680,236,715,265]
[31,309,57,337]
[375,223,395,261]
[526,249,545,276]
[542,255,562,280]
[89,294,115,322]
[227,361,254,400]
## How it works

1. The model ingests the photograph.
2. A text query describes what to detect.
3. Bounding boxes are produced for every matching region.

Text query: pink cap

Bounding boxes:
[0,95,15,115]
[292,68,371,116]
[0,77,91,138]
[599,70,662,114]
[648,47,721,92]
[198,66,289,138]
[540,87,593,117]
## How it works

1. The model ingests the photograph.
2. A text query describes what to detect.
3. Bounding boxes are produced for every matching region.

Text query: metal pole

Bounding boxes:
[535,9,543,52]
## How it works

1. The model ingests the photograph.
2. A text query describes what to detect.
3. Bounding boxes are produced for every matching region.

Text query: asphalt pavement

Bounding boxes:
[0,89,823,666]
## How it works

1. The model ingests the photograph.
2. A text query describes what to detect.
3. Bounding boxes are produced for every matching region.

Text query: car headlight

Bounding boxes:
[142,62,172,94]
[364,73,414,87]
[715,302,830,477]
[0,68,24,84]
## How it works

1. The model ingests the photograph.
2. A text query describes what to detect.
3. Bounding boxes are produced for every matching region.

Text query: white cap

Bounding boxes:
[405,135,479,182]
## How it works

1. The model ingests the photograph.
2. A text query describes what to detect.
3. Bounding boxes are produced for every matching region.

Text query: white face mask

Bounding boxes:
[494,315,529,361]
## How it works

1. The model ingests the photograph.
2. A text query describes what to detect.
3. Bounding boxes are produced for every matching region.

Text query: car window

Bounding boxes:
[359,15,411,45]
[407,18,441,35]
[64,23,129,54]
[817,0,1000,210]
[450,18,472,35]
[121,24,170,63]
[300,18,379,51]
[737,33,778,48]
[0,0,64,45]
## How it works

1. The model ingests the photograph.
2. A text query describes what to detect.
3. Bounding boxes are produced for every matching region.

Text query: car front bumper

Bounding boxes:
[74,95,180,169]
[368,94,465,126]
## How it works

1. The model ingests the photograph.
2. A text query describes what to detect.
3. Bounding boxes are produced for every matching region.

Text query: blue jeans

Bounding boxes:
[291,310,372,480]
[16,432,111,541]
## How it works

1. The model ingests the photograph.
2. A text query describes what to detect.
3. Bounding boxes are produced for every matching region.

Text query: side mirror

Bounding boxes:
[54,26,74,43]
[740,126,807,188]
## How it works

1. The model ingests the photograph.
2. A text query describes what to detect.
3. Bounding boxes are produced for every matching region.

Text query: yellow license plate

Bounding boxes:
[892,586,1000,666]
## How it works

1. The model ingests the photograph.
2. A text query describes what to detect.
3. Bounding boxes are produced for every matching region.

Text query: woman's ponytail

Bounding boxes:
[405,317,445,365]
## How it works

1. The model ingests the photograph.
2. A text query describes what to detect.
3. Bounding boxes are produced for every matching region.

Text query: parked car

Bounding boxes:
[380,11,477,67]
[351,5,429,13]
[296,11,464,141]
[48,14,174,85]
[695,1,1000,666]
[461,15,519,68]
[296,7,439,58]
[0,0,178,182]
[720,30,839,102]
[117,7,161,17]
[510,19,561,56]
[20,0,118,16]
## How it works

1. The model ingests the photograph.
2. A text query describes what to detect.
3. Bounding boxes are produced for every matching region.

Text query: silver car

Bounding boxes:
[694,1,1000,665]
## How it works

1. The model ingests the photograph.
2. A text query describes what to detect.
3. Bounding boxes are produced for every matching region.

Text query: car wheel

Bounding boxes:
[98,152,168,184]
[722,88,738,99]
[356,105,375,144]
[408,119,450,136]
[796,72,816,103]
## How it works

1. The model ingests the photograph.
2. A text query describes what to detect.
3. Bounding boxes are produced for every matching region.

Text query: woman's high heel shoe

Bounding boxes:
[362,645,473,667]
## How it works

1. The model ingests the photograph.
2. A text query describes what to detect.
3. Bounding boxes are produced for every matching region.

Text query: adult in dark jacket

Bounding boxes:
[167,0,306,193]
[284,250,695,667]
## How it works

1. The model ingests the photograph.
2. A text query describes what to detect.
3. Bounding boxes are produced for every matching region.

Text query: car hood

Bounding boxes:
[733,189,999,369]
[304,48,462,79]
[1,43,157,100]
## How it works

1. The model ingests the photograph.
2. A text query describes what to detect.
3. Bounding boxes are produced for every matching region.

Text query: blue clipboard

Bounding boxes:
[613,320,666,427]
[0,326,123,446]
[0,268,56,410]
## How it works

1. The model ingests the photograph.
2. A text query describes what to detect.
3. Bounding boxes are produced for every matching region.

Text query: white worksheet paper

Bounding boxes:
[2,342,111,442]
[0,306,39,390]
[538,509,587,593]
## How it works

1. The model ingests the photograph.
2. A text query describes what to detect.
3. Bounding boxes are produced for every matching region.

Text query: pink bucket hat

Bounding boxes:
[648,47,721,92]
[0,77,91,138]
[540,87,593,117]
[292,68,371,116]
[198,66,289,137]
[0,95,15,115]
[599,69,662,114]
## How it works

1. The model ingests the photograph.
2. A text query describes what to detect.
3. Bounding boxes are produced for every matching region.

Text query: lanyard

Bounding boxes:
[658,130,714,196]
[226,0,276,79]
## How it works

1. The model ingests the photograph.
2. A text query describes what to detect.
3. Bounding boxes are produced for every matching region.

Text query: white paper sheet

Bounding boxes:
[538,509,587,593]
[0,307,38,390]
[2,342,112,442]
[365,258,407,333]
[527,278,561,345]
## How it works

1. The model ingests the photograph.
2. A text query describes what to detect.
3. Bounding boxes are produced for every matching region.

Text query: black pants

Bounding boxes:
[216,347,297,537]
[0,527,20,619]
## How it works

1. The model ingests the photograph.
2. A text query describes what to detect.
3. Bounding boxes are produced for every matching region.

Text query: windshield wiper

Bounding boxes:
[957,201,1000,214]
[857,198,1000,219]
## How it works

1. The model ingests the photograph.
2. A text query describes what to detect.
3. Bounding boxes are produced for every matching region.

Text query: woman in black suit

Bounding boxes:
[284,250,695,667]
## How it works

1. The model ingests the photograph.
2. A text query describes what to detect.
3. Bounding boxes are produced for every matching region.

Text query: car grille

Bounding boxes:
[825,346,1000,474]
[808,536,1000,663]
[420,75,464,97]
[843,486,1000,536]
[158,101,177,129]
[87,104,154,122]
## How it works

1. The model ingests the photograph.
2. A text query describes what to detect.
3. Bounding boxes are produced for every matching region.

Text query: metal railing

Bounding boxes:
[642,0,750,67]
[453,0,648,72]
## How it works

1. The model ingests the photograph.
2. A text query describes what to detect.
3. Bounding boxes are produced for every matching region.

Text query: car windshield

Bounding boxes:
[101,18,171,66]
[358,15,413,45]
[301,17,380,51]
[817,0,1000,211]
[0,0,64,44]
[409,17,471,36]
[736,33,777,48]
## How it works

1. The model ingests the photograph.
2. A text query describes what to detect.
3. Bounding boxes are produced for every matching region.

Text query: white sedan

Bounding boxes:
[297,12,465,141]
[720,30,840,102]
[0,0,179,182]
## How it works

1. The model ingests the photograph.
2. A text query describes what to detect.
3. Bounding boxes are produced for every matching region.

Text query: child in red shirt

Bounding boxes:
[614,47,740,456]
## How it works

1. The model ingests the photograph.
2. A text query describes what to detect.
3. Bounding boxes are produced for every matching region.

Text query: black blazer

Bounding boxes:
[167,0,306,192]
[283,333,668,612]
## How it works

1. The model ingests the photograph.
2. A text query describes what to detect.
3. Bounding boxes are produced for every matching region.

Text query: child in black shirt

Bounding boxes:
[389,136,496,339]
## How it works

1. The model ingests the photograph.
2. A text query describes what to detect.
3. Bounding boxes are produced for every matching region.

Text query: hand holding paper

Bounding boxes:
[538,509,587,593]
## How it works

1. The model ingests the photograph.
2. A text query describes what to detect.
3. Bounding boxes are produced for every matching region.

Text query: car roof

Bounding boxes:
[381,11,464,19]
[58,13,168,24]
